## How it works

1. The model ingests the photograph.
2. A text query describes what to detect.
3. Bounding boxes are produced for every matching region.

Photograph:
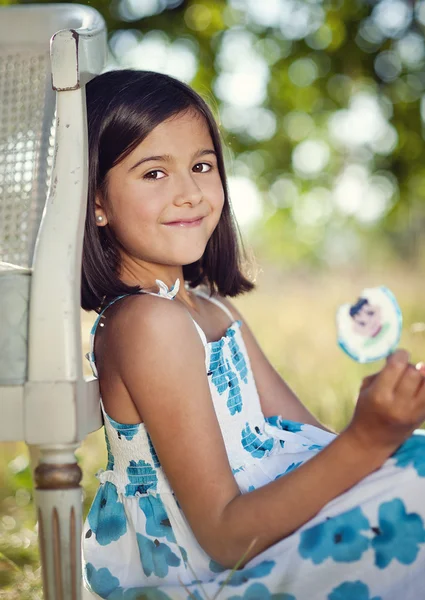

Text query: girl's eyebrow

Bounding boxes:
[128,148,216,172]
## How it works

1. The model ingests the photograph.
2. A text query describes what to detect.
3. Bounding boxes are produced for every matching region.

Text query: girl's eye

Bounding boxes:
[192,162,212,173]
[143,170,166,180]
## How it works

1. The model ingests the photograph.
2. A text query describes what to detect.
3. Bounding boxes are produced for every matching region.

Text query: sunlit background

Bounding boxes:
[1,0,425,597]
[93,0,425,269]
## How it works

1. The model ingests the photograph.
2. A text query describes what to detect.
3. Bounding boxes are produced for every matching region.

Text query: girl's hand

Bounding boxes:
[345,349,425,453]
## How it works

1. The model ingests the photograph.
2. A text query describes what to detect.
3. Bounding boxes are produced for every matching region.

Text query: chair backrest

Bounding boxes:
[0,3,105,269]
[0,32,54,267]
[0,3,106,442]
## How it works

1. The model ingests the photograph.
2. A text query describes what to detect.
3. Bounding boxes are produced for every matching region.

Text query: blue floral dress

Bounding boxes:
[82,285,425,600]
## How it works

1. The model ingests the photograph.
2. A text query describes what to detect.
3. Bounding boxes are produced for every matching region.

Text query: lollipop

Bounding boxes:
[337,286,402,363]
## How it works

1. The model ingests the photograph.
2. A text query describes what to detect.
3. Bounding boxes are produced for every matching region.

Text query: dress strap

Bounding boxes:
[86,294,129,378]
[86,278,202,376]
[190,319,208,346]
[192,289,235,322]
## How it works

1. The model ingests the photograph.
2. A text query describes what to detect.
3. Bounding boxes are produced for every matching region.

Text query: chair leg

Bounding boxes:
[32,443,83,600]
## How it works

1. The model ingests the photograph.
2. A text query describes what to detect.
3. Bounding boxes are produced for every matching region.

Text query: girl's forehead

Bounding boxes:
[116,111,214,171]
[144,110,211,147]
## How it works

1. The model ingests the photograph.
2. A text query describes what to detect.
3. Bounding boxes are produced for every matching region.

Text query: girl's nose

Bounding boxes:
[173,172,203,206]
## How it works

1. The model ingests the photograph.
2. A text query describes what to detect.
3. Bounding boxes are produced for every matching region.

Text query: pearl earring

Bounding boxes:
[96,215,103,223]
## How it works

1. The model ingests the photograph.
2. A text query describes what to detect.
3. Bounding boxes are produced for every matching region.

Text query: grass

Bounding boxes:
[1,264,424,598]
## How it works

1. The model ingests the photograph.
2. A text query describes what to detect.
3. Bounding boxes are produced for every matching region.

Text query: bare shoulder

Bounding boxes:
[96,293,204,373]
[106,292,191,335]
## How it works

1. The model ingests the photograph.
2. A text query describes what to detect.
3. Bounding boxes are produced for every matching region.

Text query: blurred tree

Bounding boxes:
[4,0,425,267]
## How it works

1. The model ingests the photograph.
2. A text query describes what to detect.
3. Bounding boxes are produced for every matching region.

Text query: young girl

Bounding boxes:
[81,70,425,600]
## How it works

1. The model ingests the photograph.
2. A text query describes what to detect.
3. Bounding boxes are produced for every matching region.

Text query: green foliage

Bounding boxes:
[4,0,425,265]
[1,1,425,594]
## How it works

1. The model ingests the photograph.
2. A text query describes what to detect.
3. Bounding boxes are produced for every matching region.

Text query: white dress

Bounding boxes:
[82,286,425,600]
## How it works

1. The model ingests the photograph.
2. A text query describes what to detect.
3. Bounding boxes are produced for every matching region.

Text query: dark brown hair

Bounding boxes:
[81,69,254,312]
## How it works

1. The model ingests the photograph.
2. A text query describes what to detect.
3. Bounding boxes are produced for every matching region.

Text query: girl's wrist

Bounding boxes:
[338,424,400,467]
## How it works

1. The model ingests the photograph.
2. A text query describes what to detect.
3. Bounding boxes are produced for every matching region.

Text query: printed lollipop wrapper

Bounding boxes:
[337,286,402,363]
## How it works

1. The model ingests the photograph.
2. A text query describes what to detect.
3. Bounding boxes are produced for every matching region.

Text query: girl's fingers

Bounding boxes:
[416,377,425,404]
[374,349,410,391]
[360,374,377,391]
[416,362,425,376]
[395,364,423,398]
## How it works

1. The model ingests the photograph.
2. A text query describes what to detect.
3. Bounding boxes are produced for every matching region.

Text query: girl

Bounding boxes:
[82,70,425,600]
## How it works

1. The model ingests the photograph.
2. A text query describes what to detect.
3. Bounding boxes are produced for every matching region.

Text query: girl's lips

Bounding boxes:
[164,217,204,227]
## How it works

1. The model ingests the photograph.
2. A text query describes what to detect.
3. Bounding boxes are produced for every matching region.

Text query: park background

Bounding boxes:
[0,0,424,597]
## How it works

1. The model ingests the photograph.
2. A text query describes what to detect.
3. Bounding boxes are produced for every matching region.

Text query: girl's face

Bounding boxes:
[96,110,225,276]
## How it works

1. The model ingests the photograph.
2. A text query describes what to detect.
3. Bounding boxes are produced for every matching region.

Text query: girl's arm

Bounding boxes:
[106,295,425,568]
[219,296,332,431]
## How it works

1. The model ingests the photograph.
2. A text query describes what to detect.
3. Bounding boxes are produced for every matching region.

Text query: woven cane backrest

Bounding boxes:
[0,43,55,267]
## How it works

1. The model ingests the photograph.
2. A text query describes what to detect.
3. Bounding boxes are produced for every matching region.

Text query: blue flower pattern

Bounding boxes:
[209,558,226,573]
[136,533,181,578]
[106,414,140,441]
[85,563,120,597]
[241,423,274,458]
[145,432,161,468]
[371,498,425,568]
[87,483,127,546]
[186,591,203,600]
[139,495,176,542]
[299,507,370,564]
[328,581,382,600]
[209,341,244,415]
[104,428,114,471]
[392,434,425,477]
[265,416,304,433]
[274,462,303,480]
[308,444,323,451]
[109,587,173,600]
[222,560,275,586]
[285,461,303,474]
[227,324,248,383]
[179,546,188,564]
[228,583,296,600]
[125,460,158,497]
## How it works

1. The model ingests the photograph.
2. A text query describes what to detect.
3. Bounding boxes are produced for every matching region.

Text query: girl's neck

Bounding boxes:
[119,260,198,311]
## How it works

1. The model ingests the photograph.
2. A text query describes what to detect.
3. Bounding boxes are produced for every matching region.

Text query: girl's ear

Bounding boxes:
[94,191,109,227]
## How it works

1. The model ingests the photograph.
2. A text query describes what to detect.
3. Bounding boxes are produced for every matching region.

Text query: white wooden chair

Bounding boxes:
[0,4,107,599]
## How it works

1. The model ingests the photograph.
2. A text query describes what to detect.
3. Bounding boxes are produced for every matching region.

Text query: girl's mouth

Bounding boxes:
[164,217,204,227]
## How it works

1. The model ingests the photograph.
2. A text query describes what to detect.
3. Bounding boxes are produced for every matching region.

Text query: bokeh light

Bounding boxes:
[292,140,330,179]
[228,175,263,229]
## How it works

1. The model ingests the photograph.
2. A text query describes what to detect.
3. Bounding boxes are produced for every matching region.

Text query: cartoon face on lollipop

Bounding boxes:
[337,287,402,363]
[349,298,383,338]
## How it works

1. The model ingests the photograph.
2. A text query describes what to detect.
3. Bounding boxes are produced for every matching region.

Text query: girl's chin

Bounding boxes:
[169,247,207,267]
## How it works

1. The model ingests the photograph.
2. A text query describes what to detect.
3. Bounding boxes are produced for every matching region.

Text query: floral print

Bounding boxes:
[85,563,120,597]
[139,495,176,543]
[328,581,382,600]
[371,498,425,568]
[392,433,425,477]
[298,507,370,564]
[241,423,274,458]
[223,560,276,586]
[209,341,244,415]
[87,483,127,546]
[83,288,425,599]
[125,460,158,496]
[136,533,181,578]
[228,583,296,600]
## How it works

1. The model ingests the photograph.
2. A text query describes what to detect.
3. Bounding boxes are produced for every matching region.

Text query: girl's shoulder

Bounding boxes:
[103,291,195,341]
